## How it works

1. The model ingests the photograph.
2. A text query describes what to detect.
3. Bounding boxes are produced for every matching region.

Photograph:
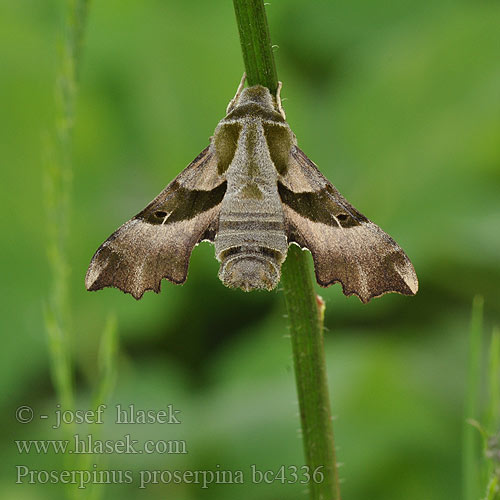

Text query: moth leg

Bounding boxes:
[276,80,286,120]
[226,72,247,113]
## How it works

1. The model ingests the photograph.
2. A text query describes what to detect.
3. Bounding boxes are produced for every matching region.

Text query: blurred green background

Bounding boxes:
[1,0,499,498]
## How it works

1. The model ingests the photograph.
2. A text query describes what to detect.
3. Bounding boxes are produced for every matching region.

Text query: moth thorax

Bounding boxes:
[218,246,283,292]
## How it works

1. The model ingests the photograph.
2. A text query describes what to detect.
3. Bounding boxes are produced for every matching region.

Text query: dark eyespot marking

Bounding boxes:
[335,213,359,228]
[214,123,242,174]
[263,123,293,175]
[155,211,168,218]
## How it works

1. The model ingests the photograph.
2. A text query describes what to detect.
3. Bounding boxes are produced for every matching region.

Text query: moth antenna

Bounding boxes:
[237,71,247,90]
[226,72,247,114]
[276,80,286,120]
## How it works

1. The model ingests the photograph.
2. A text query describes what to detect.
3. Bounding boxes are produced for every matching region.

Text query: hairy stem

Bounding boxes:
[232,0,278,93]
[281,246,340,499]
[232,1,340,498]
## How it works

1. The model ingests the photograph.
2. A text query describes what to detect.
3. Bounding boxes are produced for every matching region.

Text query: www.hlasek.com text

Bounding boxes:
[15,433,187,455]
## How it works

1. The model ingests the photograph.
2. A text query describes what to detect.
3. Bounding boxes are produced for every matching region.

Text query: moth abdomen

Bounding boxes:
[214,209,288,292]
[217,245,284,292]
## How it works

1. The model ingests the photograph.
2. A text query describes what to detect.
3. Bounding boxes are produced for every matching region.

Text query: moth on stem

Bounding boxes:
[85,75,417,301]
[85,2,418,500]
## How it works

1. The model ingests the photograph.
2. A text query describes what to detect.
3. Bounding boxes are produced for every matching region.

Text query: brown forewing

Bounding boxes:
[279,146,418,303]
[85,147,226,299]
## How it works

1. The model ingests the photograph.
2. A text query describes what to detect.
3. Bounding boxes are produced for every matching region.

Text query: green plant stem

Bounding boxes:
[281,246,340,499]
[487,327,500,433]
[232,0,278,93]
[486,327,500,497]
[463,295,484,500]
[44,0,90,415]
[232,2,340,498]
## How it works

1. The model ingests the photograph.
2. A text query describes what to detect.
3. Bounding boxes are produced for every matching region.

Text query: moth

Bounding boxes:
[86,75,418,303]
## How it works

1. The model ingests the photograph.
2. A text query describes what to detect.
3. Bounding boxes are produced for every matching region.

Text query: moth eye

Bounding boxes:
[337,214,348,221]
[154,211,168,218]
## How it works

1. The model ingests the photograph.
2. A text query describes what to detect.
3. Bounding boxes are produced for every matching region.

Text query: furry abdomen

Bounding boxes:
[215,208,287,291]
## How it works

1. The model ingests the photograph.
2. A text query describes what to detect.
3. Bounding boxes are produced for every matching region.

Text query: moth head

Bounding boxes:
[237,85,273,105]
[226,85,282,116]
